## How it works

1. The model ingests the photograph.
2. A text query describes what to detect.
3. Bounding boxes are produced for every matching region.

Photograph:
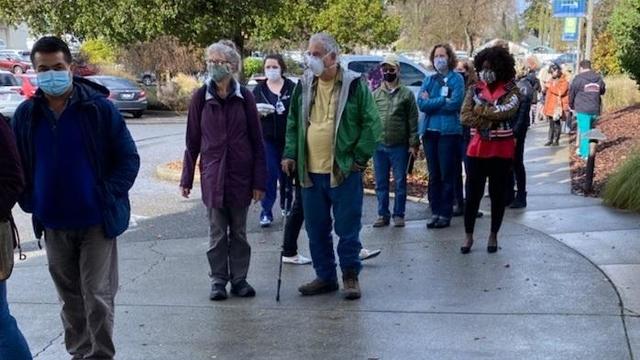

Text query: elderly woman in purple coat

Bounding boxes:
[180,40,267,301]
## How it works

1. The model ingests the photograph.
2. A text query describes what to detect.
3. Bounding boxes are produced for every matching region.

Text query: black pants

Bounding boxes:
[512,133,527,196]
[282,179,304,257]
[547,117,561,144]
[464,157,513,234]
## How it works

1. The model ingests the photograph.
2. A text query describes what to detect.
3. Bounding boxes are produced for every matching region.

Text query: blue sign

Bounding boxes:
[552,0,587,17]
[562,17,579,42]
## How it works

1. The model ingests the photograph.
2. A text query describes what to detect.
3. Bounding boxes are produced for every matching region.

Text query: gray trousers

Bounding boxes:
[206,207,250,286]
[45,226,118,360]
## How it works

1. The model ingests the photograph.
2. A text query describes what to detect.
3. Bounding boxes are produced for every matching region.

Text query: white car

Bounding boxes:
[0,90,26,119]
[530,46,563,65]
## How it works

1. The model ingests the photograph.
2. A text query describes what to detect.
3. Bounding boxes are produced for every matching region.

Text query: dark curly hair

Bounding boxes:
[473,46,516,83]
[430,44,457,71]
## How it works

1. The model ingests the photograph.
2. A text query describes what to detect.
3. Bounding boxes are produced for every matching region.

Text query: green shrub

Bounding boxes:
[609,0,640,87]
[602,75,640,112]
[593,31,623,76]
[604,151,640,212]
[243,57,263,79]
[80,38,117,65]
[284,56,304,76]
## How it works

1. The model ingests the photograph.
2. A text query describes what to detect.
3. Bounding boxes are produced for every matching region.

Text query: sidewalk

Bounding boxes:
[6,123,639,359]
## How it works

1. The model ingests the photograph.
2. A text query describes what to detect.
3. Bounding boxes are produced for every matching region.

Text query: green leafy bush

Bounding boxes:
[603,150,640,212]
[609,0,640,87]
[243,57,263,79]
[80,38,117,65]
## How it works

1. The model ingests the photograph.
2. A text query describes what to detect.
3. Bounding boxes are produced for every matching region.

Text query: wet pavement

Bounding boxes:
[6,117,639,359]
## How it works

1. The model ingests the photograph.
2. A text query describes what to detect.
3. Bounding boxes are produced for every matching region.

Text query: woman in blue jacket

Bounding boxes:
[418,44,465,229]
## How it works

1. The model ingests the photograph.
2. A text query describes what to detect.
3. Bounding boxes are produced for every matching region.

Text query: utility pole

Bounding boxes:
[585,0,595,59]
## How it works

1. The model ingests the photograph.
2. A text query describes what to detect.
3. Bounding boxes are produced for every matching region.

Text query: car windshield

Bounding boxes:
[96,77,138,89]
[0,74,18,86]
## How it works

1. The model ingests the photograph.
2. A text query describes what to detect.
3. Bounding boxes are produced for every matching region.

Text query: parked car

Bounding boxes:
[72,62,99,77]
[530,46,563,65]
[340,55,433,98]
[0,90,26,119]
[138,71,157,86]
[87,76,148,118]
[0,71,20,93]
[554,53,577,66]
[15,73,38,98]
[0,50,32,74]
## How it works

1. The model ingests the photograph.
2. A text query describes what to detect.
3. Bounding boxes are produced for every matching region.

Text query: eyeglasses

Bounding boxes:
[206,60,230,66]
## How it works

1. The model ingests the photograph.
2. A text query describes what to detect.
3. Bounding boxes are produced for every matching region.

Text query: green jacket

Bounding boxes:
[373,83,419,147]
[284,66,381,187]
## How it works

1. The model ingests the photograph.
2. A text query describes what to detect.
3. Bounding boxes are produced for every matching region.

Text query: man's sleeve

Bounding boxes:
[354,81,381,165]
[104,101,140,199]
[283,82,302,161]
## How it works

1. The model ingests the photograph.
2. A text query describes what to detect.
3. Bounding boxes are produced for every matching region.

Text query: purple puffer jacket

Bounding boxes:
[180,82,267,209]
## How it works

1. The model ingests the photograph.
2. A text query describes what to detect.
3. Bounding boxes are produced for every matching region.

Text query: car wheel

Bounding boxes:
[132,111,143,118]
[142,76,152,86]
[13,66,23,74]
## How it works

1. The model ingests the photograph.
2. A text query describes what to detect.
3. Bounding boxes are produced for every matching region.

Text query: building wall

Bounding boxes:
[0,23,30,49]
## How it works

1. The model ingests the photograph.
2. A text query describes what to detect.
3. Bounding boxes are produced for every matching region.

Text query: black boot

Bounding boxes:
[510,191,527,209]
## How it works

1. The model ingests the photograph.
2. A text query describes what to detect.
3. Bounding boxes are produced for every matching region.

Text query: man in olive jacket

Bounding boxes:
[372,55,419,228]
[281,33,381,300]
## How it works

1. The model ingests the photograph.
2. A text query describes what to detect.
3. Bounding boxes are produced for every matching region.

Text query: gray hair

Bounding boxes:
[206,40,241,69]
[309,32,340,55]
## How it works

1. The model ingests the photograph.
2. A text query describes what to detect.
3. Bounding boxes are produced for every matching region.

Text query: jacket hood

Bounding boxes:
[33,76,110,105]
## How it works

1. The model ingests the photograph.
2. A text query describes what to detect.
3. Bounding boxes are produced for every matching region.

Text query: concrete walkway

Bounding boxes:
[6,123,640,359]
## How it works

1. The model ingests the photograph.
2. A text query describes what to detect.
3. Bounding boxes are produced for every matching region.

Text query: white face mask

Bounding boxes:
[265,68,282,81]
[305,54,326,76]
[480,69,497,84]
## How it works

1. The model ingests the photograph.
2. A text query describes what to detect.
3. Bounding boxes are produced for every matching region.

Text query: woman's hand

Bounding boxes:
[253,189,265,203]
[180,187,191,199]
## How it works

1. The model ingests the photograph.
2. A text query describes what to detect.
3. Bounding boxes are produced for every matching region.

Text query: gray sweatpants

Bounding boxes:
[45,226,118,360]
[206,207,251,286]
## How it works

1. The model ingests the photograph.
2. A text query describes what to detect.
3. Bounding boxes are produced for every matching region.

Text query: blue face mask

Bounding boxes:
[434,57,449,73]
[37,70,72,96]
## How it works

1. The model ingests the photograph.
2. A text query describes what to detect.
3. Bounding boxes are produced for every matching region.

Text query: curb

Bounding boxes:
[156,162,199,184]
[156,161,427,204]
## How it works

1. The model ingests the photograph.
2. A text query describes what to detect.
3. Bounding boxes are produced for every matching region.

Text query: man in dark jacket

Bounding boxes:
[0,115,32,359]
[569,60,606,159]
[12,37,139,360]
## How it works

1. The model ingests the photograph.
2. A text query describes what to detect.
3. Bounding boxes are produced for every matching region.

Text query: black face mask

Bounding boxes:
[383,72,397,83]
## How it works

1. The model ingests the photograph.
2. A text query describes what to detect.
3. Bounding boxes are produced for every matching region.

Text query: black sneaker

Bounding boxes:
[431,218,450,229]
[342,269,361,300]
[209,284,227,301]
[373,216,390,228]
[231,280,256,297]
[298,278,339,296]
[426,216,439,228]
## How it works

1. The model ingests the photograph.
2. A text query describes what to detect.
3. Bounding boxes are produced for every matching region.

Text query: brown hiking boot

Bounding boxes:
[298,278,339,296]
[342,269,361,300]
[393,216,405,227]
[372,216,390,228]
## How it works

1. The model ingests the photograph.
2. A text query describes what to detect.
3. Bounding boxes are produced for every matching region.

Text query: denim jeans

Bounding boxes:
[423,131,462,220]
[0,280,32,359]
[302,172,363,282]
[261,140,293,220]
[373,144,409,218]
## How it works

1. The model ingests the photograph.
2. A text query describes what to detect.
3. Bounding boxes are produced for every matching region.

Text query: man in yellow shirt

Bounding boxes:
[282,33,381,300]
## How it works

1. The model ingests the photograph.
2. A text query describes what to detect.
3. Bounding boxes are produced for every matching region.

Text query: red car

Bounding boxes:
[15,74,38,99]
[0,50,31,74]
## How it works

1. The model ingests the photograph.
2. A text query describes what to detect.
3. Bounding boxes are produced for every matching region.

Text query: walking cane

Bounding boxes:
[276,172,293,302]
[406,151,415,176]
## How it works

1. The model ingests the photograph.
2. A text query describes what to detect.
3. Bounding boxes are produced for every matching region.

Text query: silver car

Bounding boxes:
[0,90,25,119]
[87,76,148,118]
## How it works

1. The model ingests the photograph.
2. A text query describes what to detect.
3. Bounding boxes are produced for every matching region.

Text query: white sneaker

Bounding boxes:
[260,215,272,228]
[359,248,382,261]
[282,254,312,265]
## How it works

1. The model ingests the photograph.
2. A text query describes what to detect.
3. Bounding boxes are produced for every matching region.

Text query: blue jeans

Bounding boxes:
[261,141,293,219]
[0,281,32,359]
[373,144,409,218]
[423,131,462,220]
[302,172,363,282]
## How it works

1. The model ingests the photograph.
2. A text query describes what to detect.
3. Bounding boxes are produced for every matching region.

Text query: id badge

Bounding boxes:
[440,86,449,97]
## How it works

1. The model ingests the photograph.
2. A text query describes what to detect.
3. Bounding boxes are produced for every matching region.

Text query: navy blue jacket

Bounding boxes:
[12,77,140,239]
